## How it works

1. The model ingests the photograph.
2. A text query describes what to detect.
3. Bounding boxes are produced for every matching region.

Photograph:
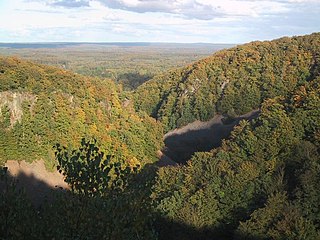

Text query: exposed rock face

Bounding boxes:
[163,110,260,163]
[0,91,37,128]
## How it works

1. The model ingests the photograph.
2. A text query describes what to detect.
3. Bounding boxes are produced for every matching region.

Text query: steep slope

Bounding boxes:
[151,60,320,240]
[0,56,163,168]
[135,33,320,131]
[135,33,320,239]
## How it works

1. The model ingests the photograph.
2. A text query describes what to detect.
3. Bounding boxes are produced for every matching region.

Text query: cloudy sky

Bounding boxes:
[0,0,319,43]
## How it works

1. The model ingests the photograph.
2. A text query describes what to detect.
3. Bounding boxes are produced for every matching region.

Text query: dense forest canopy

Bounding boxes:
[134,33,320,131]
[0,33,320,239]
[0,56,163,169]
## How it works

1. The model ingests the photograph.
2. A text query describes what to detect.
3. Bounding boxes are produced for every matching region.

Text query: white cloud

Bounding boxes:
[97,0,290,19]
[0,0,319,43]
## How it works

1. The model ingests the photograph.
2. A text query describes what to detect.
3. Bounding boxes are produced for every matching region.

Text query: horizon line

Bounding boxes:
[0,41,237,44]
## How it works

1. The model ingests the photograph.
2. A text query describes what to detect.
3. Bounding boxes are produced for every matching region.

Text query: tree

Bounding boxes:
[54,138,138,197]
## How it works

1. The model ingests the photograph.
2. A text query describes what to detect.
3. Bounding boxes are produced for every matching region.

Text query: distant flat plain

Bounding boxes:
[0,42,234,89]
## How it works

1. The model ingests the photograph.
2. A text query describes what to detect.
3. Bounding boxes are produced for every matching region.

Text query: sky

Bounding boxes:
[0,0,319,43]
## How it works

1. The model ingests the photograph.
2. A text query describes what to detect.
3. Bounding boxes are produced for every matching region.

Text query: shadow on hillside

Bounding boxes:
[0,163,262,239]
[155,216,265,240]
[117,72,153,89]
[163,110,260,163]
[0,169,67,208]
[1,170,66,207]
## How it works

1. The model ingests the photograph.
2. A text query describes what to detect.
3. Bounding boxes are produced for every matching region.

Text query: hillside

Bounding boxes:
[152,77,320,239]
[163,109,259,163]
[0,56,163,168]
[148,33,320,239]
[135,33,320,131]
[0,33,320,240]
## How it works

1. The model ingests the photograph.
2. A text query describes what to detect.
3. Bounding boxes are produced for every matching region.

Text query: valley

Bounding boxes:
[0,43,233,90]
[0,33,320,239]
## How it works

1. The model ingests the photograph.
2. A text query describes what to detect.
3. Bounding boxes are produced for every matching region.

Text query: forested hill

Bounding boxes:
[148,33,320,239]
[134,33,320,131]
[0,56,163,168]
[0,34,319,239]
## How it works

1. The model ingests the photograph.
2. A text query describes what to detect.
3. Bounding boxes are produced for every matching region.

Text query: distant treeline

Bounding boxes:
[0,43,233,90]
[0,42,234,49]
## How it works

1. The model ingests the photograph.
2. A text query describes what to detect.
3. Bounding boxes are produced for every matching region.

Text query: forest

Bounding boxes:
[0,43,231,90]
[0,33,320,239]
